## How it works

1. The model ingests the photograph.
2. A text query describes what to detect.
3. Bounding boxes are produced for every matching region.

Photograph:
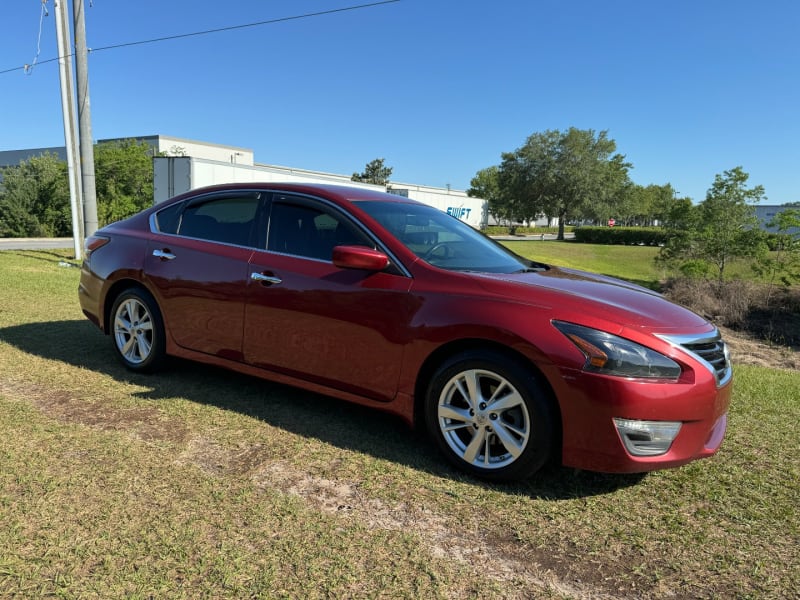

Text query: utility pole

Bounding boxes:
[53,0,83,259]
[72,0,98,238]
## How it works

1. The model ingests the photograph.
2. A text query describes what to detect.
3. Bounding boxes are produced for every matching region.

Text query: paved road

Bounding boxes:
[0,237,75,251]
[492,232,575,241]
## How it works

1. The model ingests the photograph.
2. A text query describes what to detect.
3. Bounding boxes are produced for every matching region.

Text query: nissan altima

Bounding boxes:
[79,183,731,481]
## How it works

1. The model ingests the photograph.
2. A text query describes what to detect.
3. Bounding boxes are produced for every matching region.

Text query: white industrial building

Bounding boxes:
[1,134,489,230]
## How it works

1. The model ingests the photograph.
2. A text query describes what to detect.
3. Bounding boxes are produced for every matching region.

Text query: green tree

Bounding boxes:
[497,134,554,226]
[656,197,706,276]
[650,184,685,226]
[659,167,766,281]
[351,158,393,186]
[759,208,800,293]
[498,128,631,239]
[94,139,155,227]
[661,195,697,231]
[468,166,511,224]
[0,153,71,237]
[616,183,678,226]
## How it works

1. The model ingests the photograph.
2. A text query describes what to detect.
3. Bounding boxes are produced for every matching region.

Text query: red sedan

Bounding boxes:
[79,183,731,481]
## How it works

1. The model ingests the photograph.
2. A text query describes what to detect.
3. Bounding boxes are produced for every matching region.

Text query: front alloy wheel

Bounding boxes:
[426,351,555,481]
[110,288,165,372]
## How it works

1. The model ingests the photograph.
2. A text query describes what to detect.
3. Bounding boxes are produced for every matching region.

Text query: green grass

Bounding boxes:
[0,249,798,598]
[505,240,665,288]
[503,240,771,289]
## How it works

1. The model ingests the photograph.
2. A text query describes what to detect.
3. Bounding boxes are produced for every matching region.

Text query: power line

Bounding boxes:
[91,1,401,53]
[1,0,401,76]
[23,0,50,75]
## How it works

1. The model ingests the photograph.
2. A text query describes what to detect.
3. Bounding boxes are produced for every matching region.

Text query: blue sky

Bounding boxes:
[1,0,798,204]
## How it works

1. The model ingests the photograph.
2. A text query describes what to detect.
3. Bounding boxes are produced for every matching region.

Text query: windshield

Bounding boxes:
[357,200,531,273]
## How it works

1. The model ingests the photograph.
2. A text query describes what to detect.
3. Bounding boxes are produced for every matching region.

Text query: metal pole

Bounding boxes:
[54,0,83,259]
[72,0,98,238]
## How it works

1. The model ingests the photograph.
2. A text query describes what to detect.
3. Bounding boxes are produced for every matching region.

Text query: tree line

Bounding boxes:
[468,127,688,239]
[469,127,799,284]
[0,139,156,238]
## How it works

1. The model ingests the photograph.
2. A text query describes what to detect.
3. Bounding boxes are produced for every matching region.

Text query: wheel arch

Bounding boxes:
[101,278,158,334]
[412,339,563,447]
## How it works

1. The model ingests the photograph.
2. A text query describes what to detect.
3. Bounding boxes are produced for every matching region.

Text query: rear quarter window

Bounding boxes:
[154,202,183,234]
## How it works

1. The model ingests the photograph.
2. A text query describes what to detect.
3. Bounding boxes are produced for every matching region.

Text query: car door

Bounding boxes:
[243,193,418,402]
[145,191,263,360]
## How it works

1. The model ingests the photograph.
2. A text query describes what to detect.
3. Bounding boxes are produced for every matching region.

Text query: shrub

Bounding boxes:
[662,278,800,346]
[678,260,713,279]
[483,225,567,236]
[662,278,763,326]
[573,227,668,246]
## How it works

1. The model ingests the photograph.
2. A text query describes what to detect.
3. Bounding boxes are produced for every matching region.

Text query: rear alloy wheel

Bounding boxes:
[425,350,555,481]
[110,288,166,372]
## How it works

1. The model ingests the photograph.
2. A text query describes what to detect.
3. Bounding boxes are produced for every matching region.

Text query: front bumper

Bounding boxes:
[557,368,732,473]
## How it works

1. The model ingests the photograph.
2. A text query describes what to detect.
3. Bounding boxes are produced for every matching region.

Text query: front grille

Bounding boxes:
[659,331,732,387]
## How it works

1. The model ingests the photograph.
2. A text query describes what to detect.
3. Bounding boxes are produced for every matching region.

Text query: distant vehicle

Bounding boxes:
[79,183,731,481]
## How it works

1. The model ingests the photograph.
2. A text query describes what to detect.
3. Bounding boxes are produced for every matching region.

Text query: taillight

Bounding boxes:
[84,235,110,257]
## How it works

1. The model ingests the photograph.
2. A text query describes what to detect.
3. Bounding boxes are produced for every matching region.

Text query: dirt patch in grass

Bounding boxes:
[720,326,800,370]
[178,436,276,476]
[0,379,190,443]
[176,437,583,596]
[252,459,592,597]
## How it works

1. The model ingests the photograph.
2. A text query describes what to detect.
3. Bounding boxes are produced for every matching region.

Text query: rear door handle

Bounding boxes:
[153,249,176,260]
[251,272,282,285]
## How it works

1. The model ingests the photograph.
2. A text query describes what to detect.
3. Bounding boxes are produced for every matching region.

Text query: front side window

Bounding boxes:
[267,197,372,261]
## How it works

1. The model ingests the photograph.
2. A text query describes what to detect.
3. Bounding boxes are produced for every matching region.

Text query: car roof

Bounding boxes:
[169,182,418,205]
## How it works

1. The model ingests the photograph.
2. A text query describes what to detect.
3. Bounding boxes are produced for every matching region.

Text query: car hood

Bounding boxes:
[474,266,710,331]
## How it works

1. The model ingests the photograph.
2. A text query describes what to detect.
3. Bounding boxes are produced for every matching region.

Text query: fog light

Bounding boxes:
[613,418,682,456]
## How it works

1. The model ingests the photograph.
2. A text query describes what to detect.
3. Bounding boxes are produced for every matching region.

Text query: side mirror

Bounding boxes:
[332,245,390,271]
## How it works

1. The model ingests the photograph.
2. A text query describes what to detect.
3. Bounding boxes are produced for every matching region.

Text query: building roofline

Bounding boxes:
[97,134,252,153]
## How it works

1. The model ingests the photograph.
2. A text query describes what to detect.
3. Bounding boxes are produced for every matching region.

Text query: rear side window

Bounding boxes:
[159,194,262,246]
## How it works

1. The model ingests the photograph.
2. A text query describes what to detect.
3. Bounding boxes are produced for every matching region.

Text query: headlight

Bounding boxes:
[553,321,681,380]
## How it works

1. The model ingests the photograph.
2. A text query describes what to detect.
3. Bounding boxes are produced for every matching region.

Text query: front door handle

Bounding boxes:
[251,272,282,285]
[153,248,176,260]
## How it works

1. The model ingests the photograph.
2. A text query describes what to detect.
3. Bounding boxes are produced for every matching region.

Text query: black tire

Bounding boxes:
[109,287,166,373]
[424,349,556,482]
